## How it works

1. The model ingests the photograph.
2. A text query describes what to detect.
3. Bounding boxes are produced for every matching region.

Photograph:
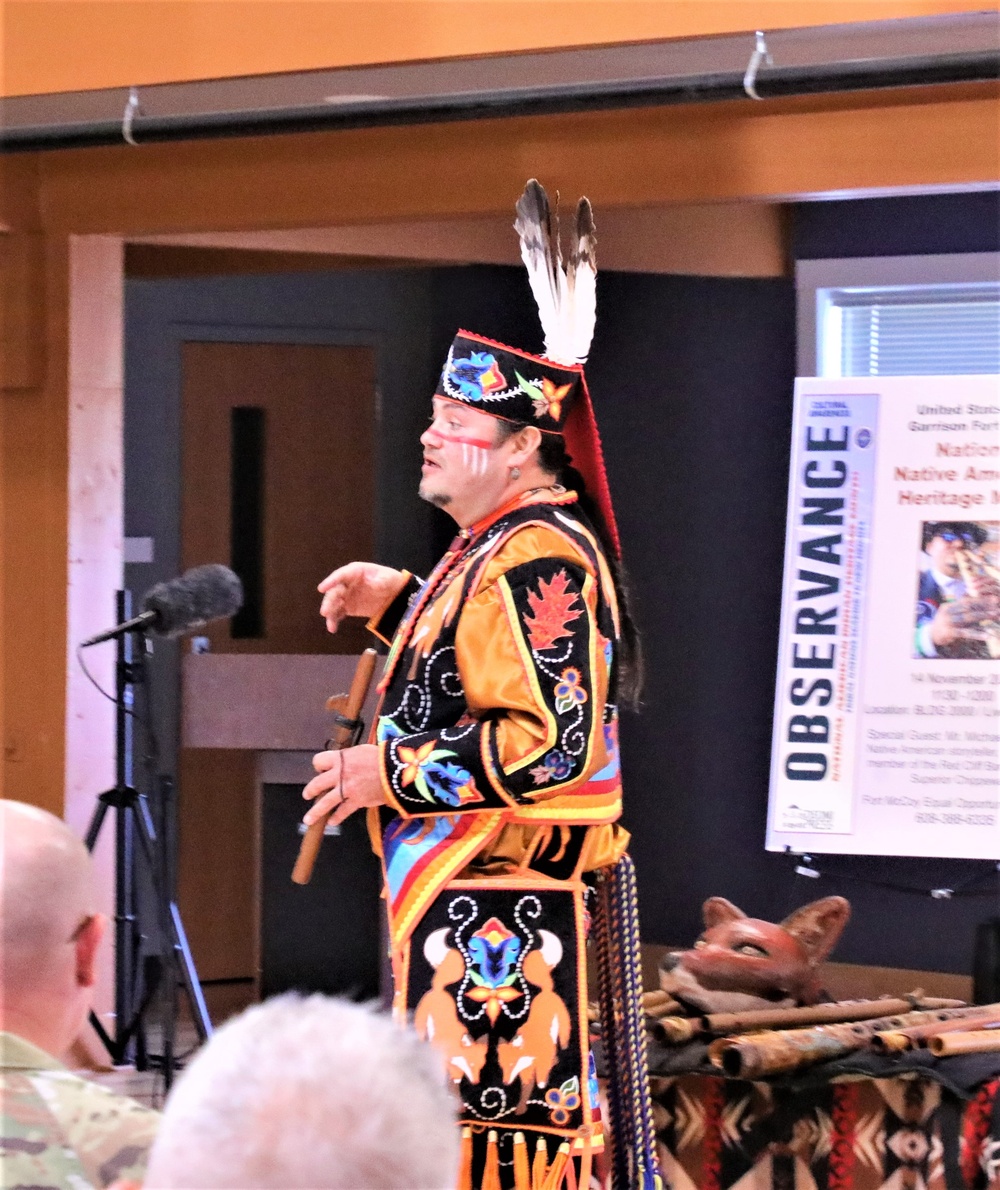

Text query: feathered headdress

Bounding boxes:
[514,179,597,367]
[433,180,620,555]
[514,179,618,557]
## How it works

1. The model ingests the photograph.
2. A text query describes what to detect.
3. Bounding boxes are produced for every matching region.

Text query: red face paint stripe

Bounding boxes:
[432,432,495,450]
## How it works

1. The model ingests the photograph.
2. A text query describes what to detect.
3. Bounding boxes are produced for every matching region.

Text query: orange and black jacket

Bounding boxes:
[366,488,629,948]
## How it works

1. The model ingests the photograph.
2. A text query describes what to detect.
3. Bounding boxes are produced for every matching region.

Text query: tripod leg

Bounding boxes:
[157,776,178,1091]
[113,801,137,1065]
[83,793,125,1063]
[170,902,213,1043]
[129,795,213,1044]
[132,926,149,1073]
[88,1010,116,1058]
[84,797,110,852]
[162,957,178,1092]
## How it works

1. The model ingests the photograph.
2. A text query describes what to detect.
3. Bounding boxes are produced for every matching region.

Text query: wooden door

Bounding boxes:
[178,341,376,993]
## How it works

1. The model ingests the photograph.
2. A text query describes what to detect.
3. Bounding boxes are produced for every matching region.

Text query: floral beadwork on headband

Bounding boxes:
[437,333,583,431]
[445,352,509,401]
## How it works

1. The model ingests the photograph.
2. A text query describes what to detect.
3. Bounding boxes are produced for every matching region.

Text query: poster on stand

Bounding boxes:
[767,376,1000,860]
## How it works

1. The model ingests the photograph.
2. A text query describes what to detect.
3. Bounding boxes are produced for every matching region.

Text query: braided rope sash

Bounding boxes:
[594,854,665,1190]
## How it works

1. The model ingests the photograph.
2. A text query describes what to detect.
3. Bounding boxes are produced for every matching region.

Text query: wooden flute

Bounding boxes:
[291,648,378,885]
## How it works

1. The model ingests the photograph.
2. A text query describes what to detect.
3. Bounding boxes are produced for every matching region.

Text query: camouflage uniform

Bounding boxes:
[0,1032,159,1189]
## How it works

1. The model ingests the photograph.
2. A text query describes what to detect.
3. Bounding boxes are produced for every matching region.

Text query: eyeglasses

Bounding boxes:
[937,530,975,545]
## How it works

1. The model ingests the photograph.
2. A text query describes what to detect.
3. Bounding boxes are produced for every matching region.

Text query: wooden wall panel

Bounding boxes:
[0,156,41,230]
[1,235,70,815]
[132,201,790,279]
[5,0,986,97]
[0,158,45,391]
[177,748,257,982]
[1,157,48,803]
[0,233,47,391]
[36,85,1000,238]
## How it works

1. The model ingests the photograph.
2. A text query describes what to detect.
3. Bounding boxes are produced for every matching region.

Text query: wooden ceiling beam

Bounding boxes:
[33,83,999,236]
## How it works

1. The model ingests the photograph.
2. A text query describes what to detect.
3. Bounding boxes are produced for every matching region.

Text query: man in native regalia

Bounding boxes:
[303,182,660,1190]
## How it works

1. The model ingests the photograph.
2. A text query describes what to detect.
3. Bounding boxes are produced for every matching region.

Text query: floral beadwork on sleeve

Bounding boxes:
[379,556,603,815]
[481,558,600,802]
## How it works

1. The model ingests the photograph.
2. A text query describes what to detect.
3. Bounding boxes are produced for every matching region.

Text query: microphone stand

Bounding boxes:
[84,590,212,1084]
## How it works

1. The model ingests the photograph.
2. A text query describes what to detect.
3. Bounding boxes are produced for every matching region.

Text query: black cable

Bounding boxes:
[76,643,123,706]
[789,852,1000,899]
[76,642,148,730]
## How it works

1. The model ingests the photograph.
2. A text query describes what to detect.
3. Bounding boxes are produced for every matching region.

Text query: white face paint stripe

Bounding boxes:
[455,442,490,476]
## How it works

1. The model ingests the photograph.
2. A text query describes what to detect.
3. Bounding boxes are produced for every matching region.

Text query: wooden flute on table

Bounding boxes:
[708,1003,996,1079]
[873,1003,1000,1052]
[649,994,964,1045]
[930,1026,1000,1056]
[291,648,378,886]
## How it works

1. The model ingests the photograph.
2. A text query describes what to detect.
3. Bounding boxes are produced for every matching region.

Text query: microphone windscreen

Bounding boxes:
[184,564,244,625]
[142,565,244,637]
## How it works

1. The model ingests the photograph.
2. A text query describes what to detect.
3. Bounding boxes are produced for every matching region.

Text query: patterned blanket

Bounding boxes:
[649,1071,999,1190]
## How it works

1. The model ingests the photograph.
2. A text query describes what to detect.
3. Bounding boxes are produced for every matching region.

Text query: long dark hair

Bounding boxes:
[496,421,643,708]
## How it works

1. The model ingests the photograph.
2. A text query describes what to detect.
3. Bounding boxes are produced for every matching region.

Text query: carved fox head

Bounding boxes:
[659,895,850,1014]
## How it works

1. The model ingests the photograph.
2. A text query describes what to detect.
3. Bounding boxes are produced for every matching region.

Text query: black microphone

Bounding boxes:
[80,564,244,648]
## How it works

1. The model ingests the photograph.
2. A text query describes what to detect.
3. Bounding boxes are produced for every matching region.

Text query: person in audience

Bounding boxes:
[0,799,160,1188]
[142,993,460,1190]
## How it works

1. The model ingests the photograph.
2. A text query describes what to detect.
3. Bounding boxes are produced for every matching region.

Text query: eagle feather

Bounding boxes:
[514,180,597,367]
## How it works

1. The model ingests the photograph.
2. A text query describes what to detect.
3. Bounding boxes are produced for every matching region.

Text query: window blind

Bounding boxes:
[828,284,1000,376]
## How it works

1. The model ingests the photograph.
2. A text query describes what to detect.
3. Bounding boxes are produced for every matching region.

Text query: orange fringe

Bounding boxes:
[565,1151,578,1190]
[456,1127,473,1190]
[482,1130,502,1190]
[513,1132,531,1190]
[541,1142,571,1190]
[532,1137,549,1190]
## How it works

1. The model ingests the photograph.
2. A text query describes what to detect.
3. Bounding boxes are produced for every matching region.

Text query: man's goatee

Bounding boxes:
[418,485,451,509]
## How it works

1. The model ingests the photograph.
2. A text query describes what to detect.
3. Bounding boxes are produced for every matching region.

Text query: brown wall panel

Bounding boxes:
[0,233,47,391]
[1,235,69,815]
[0,156,41,231]
[0,157,47,391]
[130,202,790,279]
[177,747,257,982]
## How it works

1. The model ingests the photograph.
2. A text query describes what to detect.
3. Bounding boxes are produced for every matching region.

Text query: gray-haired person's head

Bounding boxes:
[144,994,459,1189]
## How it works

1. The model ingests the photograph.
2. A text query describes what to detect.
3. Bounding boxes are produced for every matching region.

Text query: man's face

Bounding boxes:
[418,397,508,519]
[926,529,964,577]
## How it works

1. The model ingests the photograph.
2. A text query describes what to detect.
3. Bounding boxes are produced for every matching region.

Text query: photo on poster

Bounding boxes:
[914,520,1000,661]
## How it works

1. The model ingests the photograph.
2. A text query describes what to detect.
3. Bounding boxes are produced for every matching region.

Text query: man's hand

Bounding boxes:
[302,744,385,827]
[318,562,408,633]
[931,596,1000,646]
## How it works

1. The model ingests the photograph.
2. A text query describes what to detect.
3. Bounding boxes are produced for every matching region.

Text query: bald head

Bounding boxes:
[1,800,94,969]
[0,801,102,1055]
